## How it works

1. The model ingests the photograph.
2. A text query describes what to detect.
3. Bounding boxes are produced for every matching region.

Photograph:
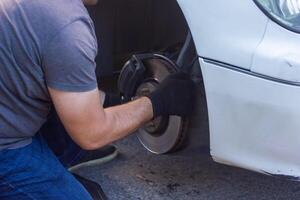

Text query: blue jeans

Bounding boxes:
[0,112,93,200]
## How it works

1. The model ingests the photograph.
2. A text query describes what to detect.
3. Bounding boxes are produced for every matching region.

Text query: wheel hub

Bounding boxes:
[133,55,189,154]
[136,81,169,137]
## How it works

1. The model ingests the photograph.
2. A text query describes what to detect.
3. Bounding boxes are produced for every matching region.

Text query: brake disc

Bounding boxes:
[135,55,189,154]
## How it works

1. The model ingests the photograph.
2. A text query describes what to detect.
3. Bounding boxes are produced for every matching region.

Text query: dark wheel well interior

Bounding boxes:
[87,0,189,78]
[88,1,209,152]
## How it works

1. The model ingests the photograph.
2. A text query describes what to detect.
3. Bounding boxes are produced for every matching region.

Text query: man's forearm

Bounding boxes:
[90,97,153,149]
[49,71,194,150]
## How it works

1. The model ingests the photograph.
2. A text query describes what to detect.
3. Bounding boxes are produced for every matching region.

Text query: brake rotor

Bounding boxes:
[135,56,189,154]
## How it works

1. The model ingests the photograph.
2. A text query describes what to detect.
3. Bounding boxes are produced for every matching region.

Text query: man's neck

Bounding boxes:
[82,0,98,6]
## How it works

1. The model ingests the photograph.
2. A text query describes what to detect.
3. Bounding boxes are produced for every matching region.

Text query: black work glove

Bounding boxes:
[147,72,195,118]
[103,93,122,108]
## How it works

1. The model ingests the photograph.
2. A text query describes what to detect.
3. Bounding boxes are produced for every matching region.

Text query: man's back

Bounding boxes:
[0,0,97,150]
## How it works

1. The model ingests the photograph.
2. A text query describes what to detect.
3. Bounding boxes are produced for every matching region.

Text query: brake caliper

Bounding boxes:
[118,54,148,102]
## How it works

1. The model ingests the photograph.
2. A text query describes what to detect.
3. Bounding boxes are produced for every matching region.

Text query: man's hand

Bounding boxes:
[147,72,195,118]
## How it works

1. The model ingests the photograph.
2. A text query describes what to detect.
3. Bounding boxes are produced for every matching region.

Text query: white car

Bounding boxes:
[178,0,300,180]
[89,0,300,179]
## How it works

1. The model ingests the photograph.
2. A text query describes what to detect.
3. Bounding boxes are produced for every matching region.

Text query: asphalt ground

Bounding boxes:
[73,83,300,200]
[74,134,300,200]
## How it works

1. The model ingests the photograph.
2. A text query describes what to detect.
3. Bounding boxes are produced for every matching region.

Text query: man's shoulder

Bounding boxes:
[21,0,91,39]
[26,0,89,23]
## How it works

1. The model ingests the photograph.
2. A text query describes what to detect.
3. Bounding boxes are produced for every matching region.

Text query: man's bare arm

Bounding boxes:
[48,72,194,150]
[49,87,153,150]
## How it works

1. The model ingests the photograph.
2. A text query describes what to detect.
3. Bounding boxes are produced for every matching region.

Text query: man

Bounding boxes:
[0,0,195,199]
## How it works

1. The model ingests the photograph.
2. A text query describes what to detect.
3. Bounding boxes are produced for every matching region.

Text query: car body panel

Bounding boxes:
[177,0,268,69]
[200,58,300,178]
[177,0,300,178]
[252,20,300,83]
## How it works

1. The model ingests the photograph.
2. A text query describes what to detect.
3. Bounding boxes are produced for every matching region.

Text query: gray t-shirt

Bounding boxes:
[0,0,98,150]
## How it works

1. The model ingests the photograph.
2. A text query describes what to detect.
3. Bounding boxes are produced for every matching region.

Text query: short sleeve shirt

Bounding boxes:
[0,0,98,150]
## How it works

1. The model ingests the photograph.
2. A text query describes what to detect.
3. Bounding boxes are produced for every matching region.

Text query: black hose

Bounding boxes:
[176,31,193,69]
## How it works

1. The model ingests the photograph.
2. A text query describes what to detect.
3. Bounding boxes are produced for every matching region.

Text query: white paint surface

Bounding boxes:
[252,20,300,83]
[200,58,300,177]
[177,0,300,178]
[177,0,268,69]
